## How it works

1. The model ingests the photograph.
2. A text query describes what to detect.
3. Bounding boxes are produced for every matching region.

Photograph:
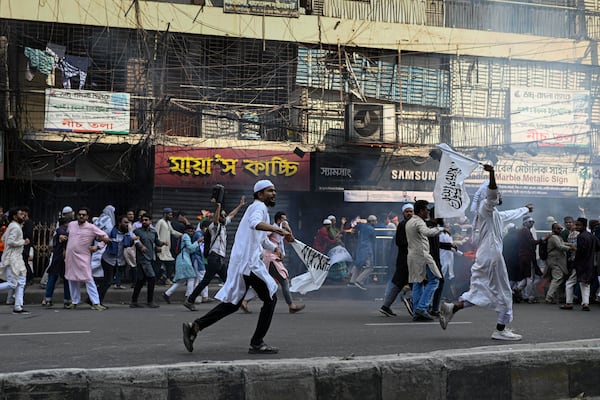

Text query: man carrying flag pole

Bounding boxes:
[438,163,533,341]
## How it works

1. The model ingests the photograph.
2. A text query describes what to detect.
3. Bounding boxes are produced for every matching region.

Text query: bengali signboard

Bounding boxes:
[44,89,130,134]
[510,87,590,148]
[314,152,439,192]
[154,147,309,191]
[464,159,578,198]
[315,152,578,198]
[224,0,299,17]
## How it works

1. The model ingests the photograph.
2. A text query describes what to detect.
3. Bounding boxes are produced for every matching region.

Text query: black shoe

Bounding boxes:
[182,322,196,352]
[129,302,143,308]
[379,306,396,317]
[183,300,196,311]
[248,342,279,354]
[146,302,160,308]
[162,292,171,304]
[401,297,414,317]
[13,308,31,315]
[414,309,434,321]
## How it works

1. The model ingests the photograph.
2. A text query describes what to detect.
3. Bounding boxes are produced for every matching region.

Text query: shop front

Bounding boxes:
[153,145,311,273]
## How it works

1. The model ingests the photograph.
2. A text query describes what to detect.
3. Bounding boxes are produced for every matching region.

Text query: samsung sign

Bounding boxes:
[390,170,437,181]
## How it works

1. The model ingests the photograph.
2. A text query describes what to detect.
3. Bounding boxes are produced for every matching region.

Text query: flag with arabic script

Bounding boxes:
[289,240,330,294]
[433,143,479,218]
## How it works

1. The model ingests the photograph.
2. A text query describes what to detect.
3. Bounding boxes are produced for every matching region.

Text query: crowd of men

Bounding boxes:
[311,165,600,341]
[2,170,600,349]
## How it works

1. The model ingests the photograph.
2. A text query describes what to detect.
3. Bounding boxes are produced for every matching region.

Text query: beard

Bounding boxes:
[264,199,276,207]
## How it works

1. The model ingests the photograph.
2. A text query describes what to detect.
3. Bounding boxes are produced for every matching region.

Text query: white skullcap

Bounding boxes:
[322,219,332,225]
[401,203,414,212]
[327,215,336,220]
[62,206,73,214]
[523,216,535,224]
[367,215,377,222]
[253,179,274,193]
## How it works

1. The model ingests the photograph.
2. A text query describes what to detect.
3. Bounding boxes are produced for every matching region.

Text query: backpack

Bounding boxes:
[175,235,184,256]
[539,239,548,261]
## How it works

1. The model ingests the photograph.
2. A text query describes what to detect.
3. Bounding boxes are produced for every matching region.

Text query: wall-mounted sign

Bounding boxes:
[465,160,578,198]
[44,89,130,134]
[510,87,590,148]
[314,152,578,198]
[155,147,309,191]
[224,0,299,17]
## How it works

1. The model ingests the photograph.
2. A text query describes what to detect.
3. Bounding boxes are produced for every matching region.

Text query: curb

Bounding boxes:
[1,340,600,399]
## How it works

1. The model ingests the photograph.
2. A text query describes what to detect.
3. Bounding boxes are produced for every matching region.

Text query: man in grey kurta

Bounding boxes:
[544,222,574,304]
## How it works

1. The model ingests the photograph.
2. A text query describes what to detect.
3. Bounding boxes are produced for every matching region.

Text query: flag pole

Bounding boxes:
[435,143,486,166]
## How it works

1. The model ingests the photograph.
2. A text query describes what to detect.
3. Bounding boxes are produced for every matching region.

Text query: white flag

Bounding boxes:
[433,143,479,218]
[289,240,330,294]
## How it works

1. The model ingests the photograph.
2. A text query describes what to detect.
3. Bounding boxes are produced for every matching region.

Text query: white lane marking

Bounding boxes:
[0,331,91,337]
[366,322,472,326]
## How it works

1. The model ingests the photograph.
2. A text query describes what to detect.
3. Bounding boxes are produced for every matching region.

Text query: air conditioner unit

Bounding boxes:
[345,103,396,144]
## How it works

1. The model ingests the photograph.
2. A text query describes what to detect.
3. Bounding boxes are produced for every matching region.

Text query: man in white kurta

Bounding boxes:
[439,164,531,341]
[0,208,30,313]
[155,208,182,284]
[182,180,294,354]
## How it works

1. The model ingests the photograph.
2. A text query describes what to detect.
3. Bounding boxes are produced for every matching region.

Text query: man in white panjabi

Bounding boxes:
[182,179,294,354]
[439,164,533,341]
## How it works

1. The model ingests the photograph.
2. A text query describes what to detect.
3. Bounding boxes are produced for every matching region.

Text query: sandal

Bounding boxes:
[240,300,252,314]
[248,343,279,354]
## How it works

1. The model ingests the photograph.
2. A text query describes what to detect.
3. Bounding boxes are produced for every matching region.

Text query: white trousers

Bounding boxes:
[194,270,209,299]
[68,280,100,305]
[0,268,26,309]
[165,277,197,298]
[565,270,578,304]
[461,299,513,325]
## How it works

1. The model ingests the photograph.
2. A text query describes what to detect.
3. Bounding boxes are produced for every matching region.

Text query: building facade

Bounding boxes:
[2,0,600,273]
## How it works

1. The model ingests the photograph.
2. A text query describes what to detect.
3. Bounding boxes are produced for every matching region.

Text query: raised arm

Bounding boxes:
[227,196,247,220]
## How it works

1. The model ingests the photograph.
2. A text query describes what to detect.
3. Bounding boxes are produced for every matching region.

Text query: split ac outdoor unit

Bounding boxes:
[345,103,396,144]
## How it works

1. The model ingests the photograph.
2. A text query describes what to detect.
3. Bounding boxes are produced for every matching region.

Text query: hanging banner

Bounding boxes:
[510,87,590,148]
[433,144,479,218]
[44,89,130,134]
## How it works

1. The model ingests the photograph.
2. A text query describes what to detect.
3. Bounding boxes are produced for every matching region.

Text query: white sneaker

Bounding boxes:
[439,302,454,330]
[491,328,522,341]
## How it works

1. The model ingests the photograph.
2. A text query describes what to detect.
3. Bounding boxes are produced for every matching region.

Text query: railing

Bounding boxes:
[31,223,55,277]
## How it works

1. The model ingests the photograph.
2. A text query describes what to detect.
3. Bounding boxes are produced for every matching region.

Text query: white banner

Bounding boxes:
[289,240,330,294]
[434,144,479,218]
[44,89,130,134]
[327,245,353,265]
